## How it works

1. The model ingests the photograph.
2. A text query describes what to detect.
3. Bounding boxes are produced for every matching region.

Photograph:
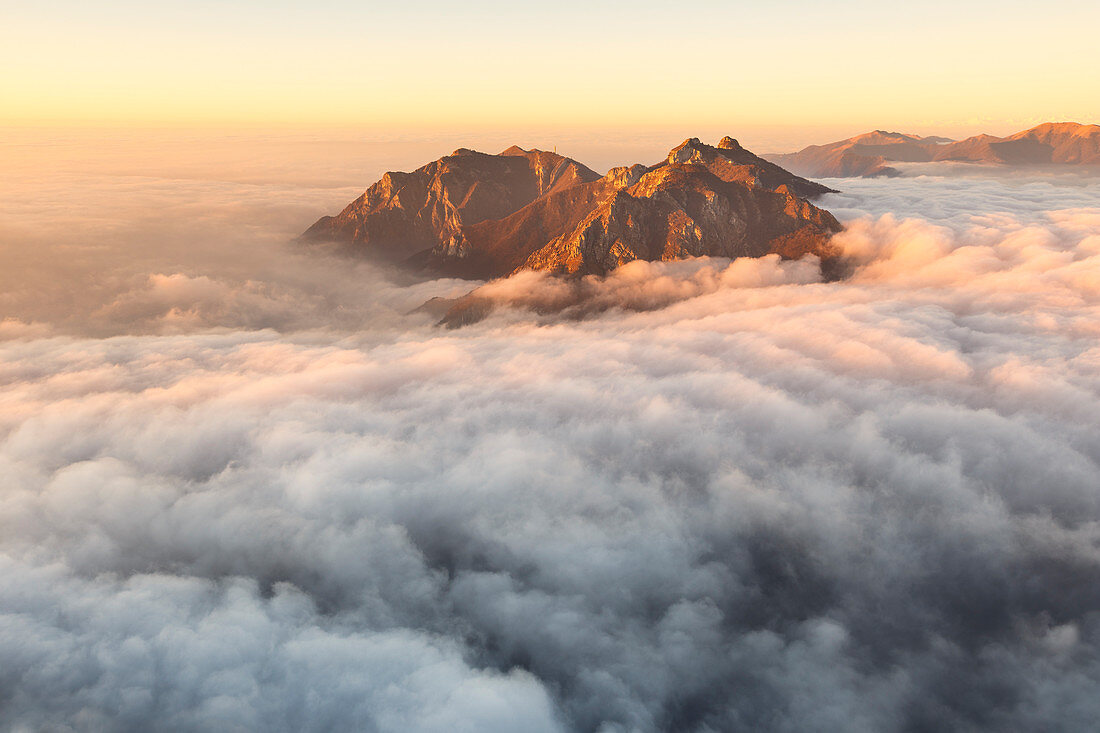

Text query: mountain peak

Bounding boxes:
[663,136,835,198]
[668,138,703,164]
[1014,121,1100,140]
[606,164,649,190]
[768,121,1100,177]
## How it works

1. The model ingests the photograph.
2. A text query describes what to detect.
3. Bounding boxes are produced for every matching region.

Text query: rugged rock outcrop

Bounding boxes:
[768,122,1100,178]
[303,137,842,279]
[519,154,841,276]
[665,136,835,199]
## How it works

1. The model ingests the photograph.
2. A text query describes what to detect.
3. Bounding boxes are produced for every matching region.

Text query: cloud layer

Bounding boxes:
[2,159,1100,731]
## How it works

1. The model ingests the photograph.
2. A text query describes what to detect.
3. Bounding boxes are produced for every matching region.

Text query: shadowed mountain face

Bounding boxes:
[935,122,1100,165]
[768,130,950,178]
[769,122,1100,178]
[302,147,602,264]
[302,138,841,279]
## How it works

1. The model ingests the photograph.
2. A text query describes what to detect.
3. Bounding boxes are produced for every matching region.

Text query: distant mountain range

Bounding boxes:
[768,122,1100,178]
[303,137,841,279]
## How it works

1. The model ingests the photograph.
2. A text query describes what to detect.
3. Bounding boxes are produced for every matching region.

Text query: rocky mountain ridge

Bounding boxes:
[768,122,1100,178]
[303,137,842,279]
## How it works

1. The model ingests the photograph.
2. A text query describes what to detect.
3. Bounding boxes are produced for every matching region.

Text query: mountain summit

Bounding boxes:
[302,138,841,279]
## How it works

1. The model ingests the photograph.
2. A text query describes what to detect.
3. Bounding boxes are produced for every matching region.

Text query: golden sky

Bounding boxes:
[3,0,1098,134]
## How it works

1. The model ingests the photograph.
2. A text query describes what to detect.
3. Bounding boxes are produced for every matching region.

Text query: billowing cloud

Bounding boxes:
[2,158,1100,731]
[437,255,823,326]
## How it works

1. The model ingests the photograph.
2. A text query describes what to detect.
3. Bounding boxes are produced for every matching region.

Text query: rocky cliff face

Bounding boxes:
[520,155,841,276]
[302,147,601,263]
[769,122,1100,178]
[303,137,842,278]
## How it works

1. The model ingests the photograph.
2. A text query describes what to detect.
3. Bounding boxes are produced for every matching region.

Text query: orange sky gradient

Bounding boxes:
[3,0,1098,142]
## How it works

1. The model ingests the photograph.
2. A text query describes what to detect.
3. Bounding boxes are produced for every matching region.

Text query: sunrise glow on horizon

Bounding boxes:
[3,0,1098,133]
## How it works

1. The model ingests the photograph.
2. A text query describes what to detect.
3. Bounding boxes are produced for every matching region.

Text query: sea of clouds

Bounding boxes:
[1,149,1099,731]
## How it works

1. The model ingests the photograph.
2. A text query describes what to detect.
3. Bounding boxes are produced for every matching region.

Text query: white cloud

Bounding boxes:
[1,165,1100,731]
